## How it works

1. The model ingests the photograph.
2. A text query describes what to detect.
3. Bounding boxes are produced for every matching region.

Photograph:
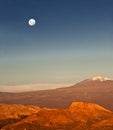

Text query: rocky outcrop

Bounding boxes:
[0,102,113,130]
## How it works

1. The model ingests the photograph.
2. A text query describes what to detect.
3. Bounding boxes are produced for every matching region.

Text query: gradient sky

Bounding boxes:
[0,0,113,88]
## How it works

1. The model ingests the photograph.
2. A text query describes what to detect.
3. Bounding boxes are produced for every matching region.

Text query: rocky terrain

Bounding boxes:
[0,102,113,130]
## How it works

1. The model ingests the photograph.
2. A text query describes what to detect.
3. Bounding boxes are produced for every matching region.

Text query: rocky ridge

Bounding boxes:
[0,102,113,130]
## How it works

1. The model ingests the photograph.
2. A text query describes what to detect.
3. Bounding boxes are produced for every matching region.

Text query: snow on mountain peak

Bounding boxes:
[88,76,112,82]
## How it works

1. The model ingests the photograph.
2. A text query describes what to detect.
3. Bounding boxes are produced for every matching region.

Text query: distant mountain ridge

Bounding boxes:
[0,76,113,111]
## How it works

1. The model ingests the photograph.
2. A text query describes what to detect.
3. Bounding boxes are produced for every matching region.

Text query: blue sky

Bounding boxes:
[0,0,113,88]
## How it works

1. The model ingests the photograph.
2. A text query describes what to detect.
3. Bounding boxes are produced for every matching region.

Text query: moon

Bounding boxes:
[28,18,36,26]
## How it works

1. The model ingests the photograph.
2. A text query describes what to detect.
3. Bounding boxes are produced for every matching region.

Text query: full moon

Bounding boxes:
[28,18,36,26]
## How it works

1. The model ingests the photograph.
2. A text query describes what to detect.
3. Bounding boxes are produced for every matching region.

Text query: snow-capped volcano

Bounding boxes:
[87,76,113,82]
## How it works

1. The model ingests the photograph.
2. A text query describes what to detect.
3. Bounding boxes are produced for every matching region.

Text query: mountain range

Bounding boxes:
[0,76,113,129]
[0,76,113,111]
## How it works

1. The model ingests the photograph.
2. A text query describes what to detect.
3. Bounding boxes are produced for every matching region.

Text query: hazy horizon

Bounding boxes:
[0,76,113,92]
[0,0,113,90]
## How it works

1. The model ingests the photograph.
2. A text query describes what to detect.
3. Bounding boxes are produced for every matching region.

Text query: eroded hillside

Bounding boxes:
[0,102,113,130]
